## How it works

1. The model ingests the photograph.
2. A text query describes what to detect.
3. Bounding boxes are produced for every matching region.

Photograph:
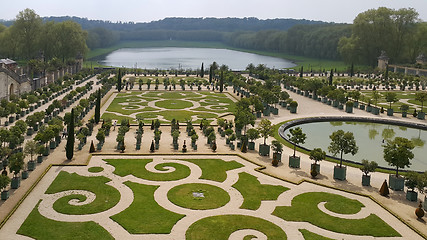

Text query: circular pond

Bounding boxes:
[280,117,427,172]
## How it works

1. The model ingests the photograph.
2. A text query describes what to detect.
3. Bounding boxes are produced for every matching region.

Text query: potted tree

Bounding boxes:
[328,130,358,181]
[309,148,325,178]
[9,153,24,189]
[229,133,236,150]
[360,159,378,186]
[247,128,259,150]
[172,129,180,150]
[289,101,298,113]
[257,119,273,156]
[400,104,409,118]
[96,129,105,151]
[154,129,162,149]
[345,101,353,113]
[384,92,398,116]
[415,92,427,120]
[405,171,420,202]
[287,127,306,168]
[0,175,11,200]
[191,132,198,150]
[36,145,45,163]
[271,140,283,167]
[24,140,38,171]
[383,137,414,191]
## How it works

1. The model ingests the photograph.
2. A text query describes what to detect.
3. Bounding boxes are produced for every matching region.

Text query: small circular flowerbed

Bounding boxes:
[167,183,230,210]
[88,167,104,173]
[155,99,194,109]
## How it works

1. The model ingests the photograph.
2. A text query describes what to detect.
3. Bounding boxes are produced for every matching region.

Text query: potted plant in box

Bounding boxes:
[8,153,24,189]
[328,130,358,181]
[288,127,306,168]
[271,140,283,167]
[24,140,37,171]
[400,104,409,117]
[383,137,414,191]
[247,128,259,150]
[0,175,11,200]
[360,159,378,186]
[309,148,326,178]
[257,119,273,156]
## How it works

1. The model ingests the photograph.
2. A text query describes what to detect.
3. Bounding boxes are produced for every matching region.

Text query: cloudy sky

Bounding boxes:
[1,0,426,23]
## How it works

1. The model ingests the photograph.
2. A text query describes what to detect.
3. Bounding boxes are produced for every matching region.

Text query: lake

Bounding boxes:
[100,47,296,70]
[283,121,427,172]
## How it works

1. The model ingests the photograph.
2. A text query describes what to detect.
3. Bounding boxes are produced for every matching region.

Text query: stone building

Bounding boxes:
[377,51,389,70]
[0,59,32,100]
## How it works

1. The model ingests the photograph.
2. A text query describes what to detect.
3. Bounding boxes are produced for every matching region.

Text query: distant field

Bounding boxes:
[85,40,355,71]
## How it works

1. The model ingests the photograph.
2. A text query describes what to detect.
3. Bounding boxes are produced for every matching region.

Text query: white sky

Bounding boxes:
[0,0,426,23]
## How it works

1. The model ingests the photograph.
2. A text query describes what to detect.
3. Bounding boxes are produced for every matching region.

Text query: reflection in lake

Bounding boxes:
[284,121,427,171]
[101,47,296,70]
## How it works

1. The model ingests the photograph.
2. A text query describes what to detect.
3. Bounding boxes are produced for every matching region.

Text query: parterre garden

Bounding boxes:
[13,155,418,240]
[101,91,235,124]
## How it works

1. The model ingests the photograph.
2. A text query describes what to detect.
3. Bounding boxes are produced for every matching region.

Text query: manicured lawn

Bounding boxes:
[186,215,287,240]
[232,172,288,210]
[299,229,334,240]
[102,91,235,124]
[110,181,185,234]
[18,203,114,240]
[183,159,243,182]
[46,172,121,215]
[105,159,191,181]
[168,183,230,210]
[88,167,104,173]
[272,192,400,237]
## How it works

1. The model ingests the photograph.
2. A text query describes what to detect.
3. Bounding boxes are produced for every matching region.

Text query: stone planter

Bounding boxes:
[273,153,282,162]
[289,156,300,168]
[406,191,418,202]
[11,177,21,189]
[27,161,36,171]
[259,144,270,156]
[362,175,371,186]
[387,109,394,116]
[389,175,404,191]
[417,111,425,120]
[248,142,255,150]
[402,112,407,117]
[333,166,347,180]
[1,191,9,200]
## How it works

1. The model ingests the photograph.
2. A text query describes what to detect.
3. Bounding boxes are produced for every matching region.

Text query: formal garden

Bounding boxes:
[102,91,236,124]
[11,155,420,240]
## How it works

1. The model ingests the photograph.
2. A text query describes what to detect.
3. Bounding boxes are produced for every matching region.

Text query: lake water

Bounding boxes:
[283,121,427,172]
[101,47,295,70]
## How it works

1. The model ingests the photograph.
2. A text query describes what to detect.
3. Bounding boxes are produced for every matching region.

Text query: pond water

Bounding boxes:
[283,121,427,172]
[100,47,295,70]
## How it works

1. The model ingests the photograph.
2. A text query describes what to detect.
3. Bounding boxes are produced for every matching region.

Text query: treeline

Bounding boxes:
[0,9,87,62]
[224,24,351,60]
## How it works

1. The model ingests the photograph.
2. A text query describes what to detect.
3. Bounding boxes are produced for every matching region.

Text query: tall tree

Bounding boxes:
[54,21,88,62]
[13,8,42,60]
[117,68,122,92]
[209,65,213,83]
[95,89,101,123]
[66,109,74,160]
[200,62,204,78]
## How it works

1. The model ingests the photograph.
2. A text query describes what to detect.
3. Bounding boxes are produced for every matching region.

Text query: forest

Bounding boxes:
[0,7,426,67]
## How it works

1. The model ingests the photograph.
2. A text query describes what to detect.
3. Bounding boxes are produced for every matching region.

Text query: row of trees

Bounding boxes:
[0,8,87,61]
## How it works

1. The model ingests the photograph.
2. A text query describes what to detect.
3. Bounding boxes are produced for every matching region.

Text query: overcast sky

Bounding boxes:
[1,0,426,23]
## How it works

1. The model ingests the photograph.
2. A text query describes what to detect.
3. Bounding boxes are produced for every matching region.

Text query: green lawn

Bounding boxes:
[110,181,185,234]
[105,158,191,181]
[272,192,400,237]
[232,172,288,210]
[46,172,121,215]
[183,159,243,182]
[186,215,287,240]
[88,167,104,173]
[18,203,114,240]
[102,91,235,124]
[168,183,230,210]
[299,229,334,240]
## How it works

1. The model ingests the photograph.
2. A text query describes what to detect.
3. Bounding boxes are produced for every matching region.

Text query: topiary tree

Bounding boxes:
[309,148,326,165]
[288,127,306,157]
[0,175,11,193]
[384,92,398,110]
[8,153,24,177]
[66,109,74,160]
[95,89,101,124]
[360,159,378,176]
[256,119,274,145]
[415,92,427,112]
[328,130,358,168]
[383,137,414,177]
